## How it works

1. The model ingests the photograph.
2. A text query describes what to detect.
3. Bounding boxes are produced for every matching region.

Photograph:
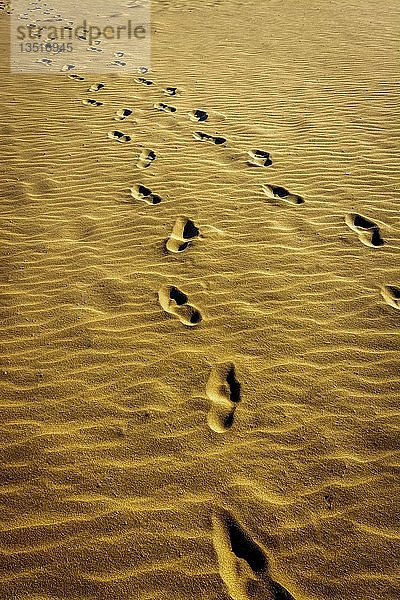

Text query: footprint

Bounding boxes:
[89,83,105,92]
[166,217,199,253]
[108,130,131,143]
[206,363,241,434]
[130,184,162,205]
[82,99,104,107]
[193,131,227,145]
[212,509,296,600]
[154,102,177,113]
[381,285,400,310]
[114,108,133,121]
[262,184,304,205]
[345,213,384,247]
[137,149,156,169]
[37,58,52,66]
[135,77,154,86]
[248,149,272,167]
[163,86,179,96]
[112,60,127,67]
[189,109,208,122]
[87,46,102,52]
[69,74,85,81]
[61,64,75,72]
[158,285,202,327]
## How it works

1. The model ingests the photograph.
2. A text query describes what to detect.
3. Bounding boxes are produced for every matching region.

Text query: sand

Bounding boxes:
[1,1,400,599]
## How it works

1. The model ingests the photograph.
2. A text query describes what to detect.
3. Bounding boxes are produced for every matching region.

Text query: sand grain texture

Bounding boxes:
[1,1,400,599]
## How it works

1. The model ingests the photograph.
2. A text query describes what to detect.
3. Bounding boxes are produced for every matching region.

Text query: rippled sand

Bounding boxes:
[1,1,400,599]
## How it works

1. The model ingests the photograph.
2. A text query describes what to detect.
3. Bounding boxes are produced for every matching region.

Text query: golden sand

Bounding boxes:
[1,1,399,599]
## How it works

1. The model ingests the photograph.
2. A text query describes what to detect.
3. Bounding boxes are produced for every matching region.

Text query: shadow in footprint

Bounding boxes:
[189,109,209,122]
[262,184,304,205]
[166,216,199,253]
[112,60,127,67]
[137,149,156,169]
[108,130,131,143]
[345,213,384,247]
[212,509,296,600]
[206,363,241,433]
[248,149,272,167]
[89,83,105,92]
[158,285,202,327]
[130,184,162,205]
[193,131,226,145]
[114,108,133,121]
[82,98,103,107]
[163,86,179,96]
[381,285,400,310]
[135,77,153,86]
[154,102,177,113]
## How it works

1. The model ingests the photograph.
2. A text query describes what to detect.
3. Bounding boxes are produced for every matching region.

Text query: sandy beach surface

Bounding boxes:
[1,1,400,599]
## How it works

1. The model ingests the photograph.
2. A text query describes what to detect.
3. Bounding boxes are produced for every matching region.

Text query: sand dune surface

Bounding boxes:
[1,1,400,599]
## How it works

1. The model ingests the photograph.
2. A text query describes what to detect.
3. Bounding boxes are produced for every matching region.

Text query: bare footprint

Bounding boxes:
[158,285,202,326]
[188,109,209,122]
[154,102,177,113]
[112,60,127,67]
[193,131,227,145]
[82,98,104,107]
[345,213,384,247]
[69,74,85,81]
[108,130,131,143]
[206,363,241,433]
[130,184,162,205]
[163,86,179,96]
[114,108,133,121]
[89,83,105,92]
[135,77,153,86]
[212,509,296,600]
[262,184,304,205]
[248,149,272,167]
[37,58,52,66]
[61,64,75,72]
[381,285,400,310]
[137,149,157,169]
[166,216,199,253]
